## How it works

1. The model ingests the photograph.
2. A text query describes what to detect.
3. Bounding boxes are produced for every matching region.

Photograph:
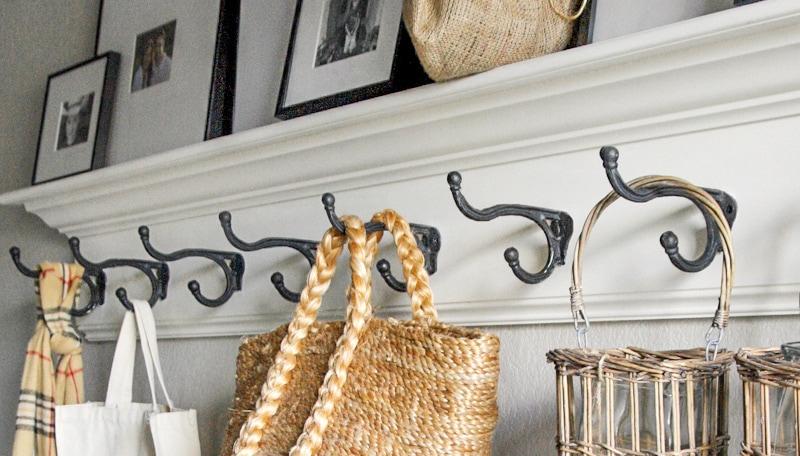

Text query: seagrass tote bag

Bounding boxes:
[403,0,588,81]
[221,210,500,456]
[547,175,735,455]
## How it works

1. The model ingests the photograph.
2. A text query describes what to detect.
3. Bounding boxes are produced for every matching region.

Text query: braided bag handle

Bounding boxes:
[570,175,734,358]
[234,210,436,455]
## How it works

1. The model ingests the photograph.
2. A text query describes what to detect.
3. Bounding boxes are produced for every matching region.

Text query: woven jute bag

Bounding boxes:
[547,175,736,455]
[221,210,500,456]
[403,0,588,81]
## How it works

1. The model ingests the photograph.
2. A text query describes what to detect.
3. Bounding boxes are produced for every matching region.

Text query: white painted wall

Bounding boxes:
[1,2,797,456]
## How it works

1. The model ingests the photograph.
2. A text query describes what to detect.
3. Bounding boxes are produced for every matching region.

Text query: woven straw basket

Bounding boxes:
[403,0,588,81]
[221,210,500,456]
[547,172,736,455]
[737,345,800,454]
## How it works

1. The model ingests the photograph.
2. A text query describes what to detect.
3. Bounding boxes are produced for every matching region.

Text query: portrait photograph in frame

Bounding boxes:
[276,0,429,120]
[32,52,119,185]
[94,0,238,164]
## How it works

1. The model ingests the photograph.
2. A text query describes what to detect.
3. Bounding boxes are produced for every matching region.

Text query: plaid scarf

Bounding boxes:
[12,262,85,456]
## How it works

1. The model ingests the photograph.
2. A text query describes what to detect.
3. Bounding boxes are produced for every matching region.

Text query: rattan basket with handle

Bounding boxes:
[547,173,736,455]
[221,209,500,456]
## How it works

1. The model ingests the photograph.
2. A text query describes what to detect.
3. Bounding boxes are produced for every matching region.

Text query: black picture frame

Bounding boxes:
[276,0,429,120]
[32,52,120,185]
[94,0,239,143]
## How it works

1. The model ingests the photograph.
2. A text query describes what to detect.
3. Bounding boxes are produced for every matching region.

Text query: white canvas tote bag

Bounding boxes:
[55,299,201,456]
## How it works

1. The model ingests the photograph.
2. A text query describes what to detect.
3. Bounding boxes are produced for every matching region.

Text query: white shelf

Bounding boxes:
[4,0,800,340]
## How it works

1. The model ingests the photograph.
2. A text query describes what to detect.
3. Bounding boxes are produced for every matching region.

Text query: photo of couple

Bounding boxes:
[315,0,383,67]
[131,20,176,92]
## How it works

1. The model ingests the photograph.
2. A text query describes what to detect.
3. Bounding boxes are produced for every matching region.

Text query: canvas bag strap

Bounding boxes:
[130,299,175,411]
[105,311,139,405]
[570,175,734,359]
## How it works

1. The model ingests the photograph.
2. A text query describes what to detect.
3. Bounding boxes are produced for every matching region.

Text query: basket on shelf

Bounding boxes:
[547,175,735,455]
[737,342,800,455]
[402,0,589,81]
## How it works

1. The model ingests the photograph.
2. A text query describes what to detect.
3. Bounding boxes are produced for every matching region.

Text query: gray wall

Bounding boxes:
[0,0,100,448]
[0,2,790,456]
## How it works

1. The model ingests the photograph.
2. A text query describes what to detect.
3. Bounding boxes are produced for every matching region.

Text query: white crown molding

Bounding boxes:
[2,0,800,237]
[5,0,800,340]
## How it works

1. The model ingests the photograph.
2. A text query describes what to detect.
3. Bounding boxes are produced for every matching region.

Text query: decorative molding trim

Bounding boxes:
[2,0,800,237]
[81,283,800,341]
[4,0,800,340]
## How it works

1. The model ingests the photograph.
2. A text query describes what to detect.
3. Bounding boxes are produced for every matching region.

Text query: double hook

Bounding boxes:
[69,237,169,311]
[11,239,170,314]
[600,146,737,273]
[10,246,107,316]
[138,226,245,307]
[447,171,573,284]
[220,193,441,303]
[219,211,318,303]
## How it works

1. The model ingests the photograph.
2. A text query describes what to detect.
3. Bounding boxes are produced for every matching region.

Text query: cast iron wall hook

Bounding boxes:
[599,146,737,273]
[138,225,244,307]
[69,237,169,310]
[9,246,107,316]
[446,171,573,284]
[219,211,317,302]
[321,192,441,292]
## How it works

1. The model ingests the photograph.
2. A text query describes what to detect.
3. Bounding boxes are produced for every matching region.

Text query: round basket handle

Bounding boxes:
[548,0,589,21]
[570,175,734,360]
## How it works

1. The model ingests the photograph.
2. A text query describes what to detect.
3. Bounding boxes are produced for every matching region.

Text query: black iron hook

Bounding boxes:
[447,171,573,284]
[219,211,317,302]
[69,237,169,310]
[10,246,108,316]
[138,225,244,307]
[321,193,441,292]
[599,146,737,273]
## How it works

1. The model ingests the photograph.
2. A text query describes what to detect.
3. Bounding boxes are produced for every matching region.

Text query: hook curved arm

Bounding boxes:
[10,246,38,278]
[10,246,108,316]
[600,146,737,273]
[138,225,244,307]
[320,193,442,291]
[270,272,302,302]
[447,171,573,284]
[69,237,169,310]
[220,211,317,303]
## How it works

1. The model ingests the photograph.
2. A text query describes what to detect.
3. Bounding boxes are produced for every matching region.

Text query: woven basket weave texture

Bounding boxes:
[403,0,582,81]
[221,210,500,455]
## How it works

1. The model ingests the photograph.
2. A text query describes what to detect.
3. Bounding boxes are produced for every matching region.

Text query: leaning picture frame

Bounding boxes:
[276,0,429,120]
[94,0,238,163]
[32,52,120,185]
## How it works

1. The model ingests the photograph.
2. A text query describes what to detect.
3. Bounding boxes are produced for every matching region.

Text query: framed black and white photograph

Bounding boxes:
[276,0,429,120]
[32,52,119,185]
[95,0,238,164]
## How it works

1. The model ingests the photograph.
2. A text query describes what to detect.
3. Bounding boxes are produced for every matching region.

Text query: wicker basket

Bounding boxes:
[547,174,735,455]
[737,346,800,455]
[224,210,500,456]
